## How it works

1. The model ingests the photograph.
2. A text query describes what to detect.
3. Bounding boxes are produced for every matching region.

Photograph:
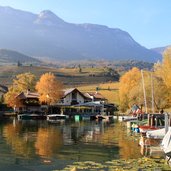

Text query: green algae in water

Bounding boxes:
[54,157,171,171]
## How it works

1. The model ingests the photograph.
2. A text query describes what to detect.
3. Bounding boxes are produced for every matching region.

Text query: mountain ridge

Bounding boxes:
[0,49,40,64]
[0,6,162,62]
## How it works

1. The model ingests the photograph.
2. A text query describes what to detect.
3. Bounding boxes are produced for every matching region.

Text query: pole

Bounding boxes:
[165,113,169,134]
[151,72,155,113]
[141,70,148,114]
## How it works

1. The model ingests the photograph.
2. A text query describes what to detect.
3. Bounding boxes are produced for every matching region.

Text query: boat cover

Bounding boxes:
[146,127,171,139]
[161,129,171,156]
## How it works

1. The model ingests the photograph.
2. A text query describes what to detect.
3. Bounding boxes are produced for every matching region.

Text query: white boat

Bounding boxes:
[96,114,113,121]
[121,116,138,122]
[147,127,171,139]
[47,114,67,121]
[161,129,171,157]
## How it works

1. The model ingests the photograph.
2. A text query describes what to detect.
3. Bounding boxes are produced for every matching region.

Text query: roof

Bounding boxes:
[73,101,104,107]
[63,88,76,97]
[16,91,39,99]
[0,84,8,93]
[85,92,106,100]
[62,88,91,99]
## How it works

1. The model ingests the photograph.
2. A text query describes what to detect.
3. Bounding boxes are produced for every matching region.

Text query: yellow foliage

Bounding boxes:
[36,72,63,104]
[119,67,141,112]
[13,72,36,92]
[4,72,36,107]
[154,47,171,89]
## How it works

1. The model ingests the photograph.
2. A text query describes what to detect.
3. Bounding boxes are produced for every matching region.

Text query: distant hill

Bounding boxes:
[0,6,161,63]
[0,49,40,65]
[151,46,171,55]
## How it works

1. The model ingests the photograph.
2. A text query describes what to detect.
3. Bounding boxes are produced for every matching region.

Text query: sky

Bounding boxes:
[0,0,170,49]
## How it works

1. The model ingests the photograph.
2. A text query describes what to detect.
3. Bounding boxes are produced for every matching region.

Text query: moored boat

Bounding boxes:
[47,114,67,121]
[161,128,171,158]
[146,127,171,139]
[96,114,113,120]
[18,113,46,120]
[138,125,159,133]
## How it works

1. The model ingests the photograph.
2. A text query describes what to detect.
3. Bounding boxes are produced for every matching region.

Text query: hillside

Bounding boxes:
[0,49,40,65]
[151,46,170,55]
[0,65,119,87]
[0,6,161,62]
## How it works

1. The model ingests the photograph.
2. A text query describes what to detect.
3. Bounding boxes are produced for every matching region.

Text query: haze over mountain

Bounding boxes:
[0,6,162,62]
[151,46,170,55]
[0,49,40,64]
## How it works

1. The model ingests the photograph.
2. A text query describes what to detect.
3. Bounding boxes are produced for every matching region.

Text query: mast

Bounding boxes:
[151,72,155,113]
[141,70,148,113]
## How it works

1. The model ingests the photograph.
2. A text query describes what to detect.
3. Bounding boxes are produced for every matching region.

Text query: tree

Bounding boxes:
[154,47,171,89]
[36,72,63,105]
[119,67,141,112]
[13,72,36,92]
[154,47,171,109]
[4,72,36,108]
[78,64,82,73]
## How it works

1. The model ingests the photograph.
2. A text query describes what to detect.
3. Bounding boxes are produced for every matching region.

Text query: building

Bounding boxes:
[59,88,91,105]
[57,88,110,116]
[0,84,8,102]
[15,90,40,113]
[14,88,117,116]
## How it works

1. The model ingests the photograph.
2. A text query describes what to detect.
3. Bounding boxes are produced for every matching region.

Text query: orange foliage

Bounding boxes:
[119,67,141,112]
[35,127,63,157]
[36,72,63,104]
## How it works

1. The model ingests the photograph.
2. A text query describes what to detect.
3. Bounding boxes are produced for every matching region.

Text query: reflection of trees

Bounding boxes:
[113,122,141,159]
[3,123,35,158]
[35,127,63,157]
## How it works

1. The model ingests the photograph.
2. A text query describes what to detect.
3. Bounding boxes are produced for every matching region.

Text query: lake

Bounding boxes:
[0,117,142,171]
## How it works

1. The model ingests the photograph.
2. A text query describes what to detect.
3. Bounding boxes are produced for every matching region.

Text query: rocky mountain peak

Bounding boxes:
[35,10,65,26]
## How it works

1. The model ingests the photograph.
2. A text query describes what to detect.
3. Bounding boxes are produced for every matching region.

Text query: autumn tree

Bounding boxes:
[36,72,63,105]
[4,72,36,108]
[13,72,36,92]
[154,46,171,109]
[119,67,142,112]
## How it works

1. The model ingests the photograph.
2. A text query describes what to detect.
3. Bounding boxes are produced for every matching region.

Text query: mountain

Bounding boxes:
[0,49,40,64]
[0,6,162,62]
[151,46,170,55]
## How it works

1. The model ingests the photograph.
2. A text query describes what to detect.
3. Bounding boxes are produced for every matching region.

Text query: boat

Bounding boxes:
[146,127,171,139]
[138,113,165,133]
[161,129,171,158]
[18,113,46,120]
[122,116,138,122]
[47,114,67,122]
[138,125,159,133]
[96,114,113,120]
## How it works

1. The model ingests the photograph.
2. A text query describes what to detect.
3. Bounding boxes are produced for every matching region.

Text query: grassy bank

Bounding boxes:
[78,82,119,104]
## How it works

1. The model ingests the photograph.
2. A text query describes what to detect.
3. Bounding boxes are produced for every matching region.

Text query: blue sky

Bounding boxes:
[0,0,170,48]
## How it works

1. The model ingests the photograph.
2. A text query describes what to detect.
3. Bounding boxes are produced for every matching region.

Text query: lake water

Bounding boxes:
[0,117,142,171]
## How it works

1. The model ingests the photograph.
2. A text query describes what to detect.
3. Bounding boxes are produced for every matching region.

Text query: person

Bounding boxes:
[160,108,164,114]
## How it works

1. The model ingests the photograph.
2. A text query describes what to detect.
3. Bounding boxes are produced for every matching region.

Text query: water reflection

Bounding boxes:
[0,118,142,168]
